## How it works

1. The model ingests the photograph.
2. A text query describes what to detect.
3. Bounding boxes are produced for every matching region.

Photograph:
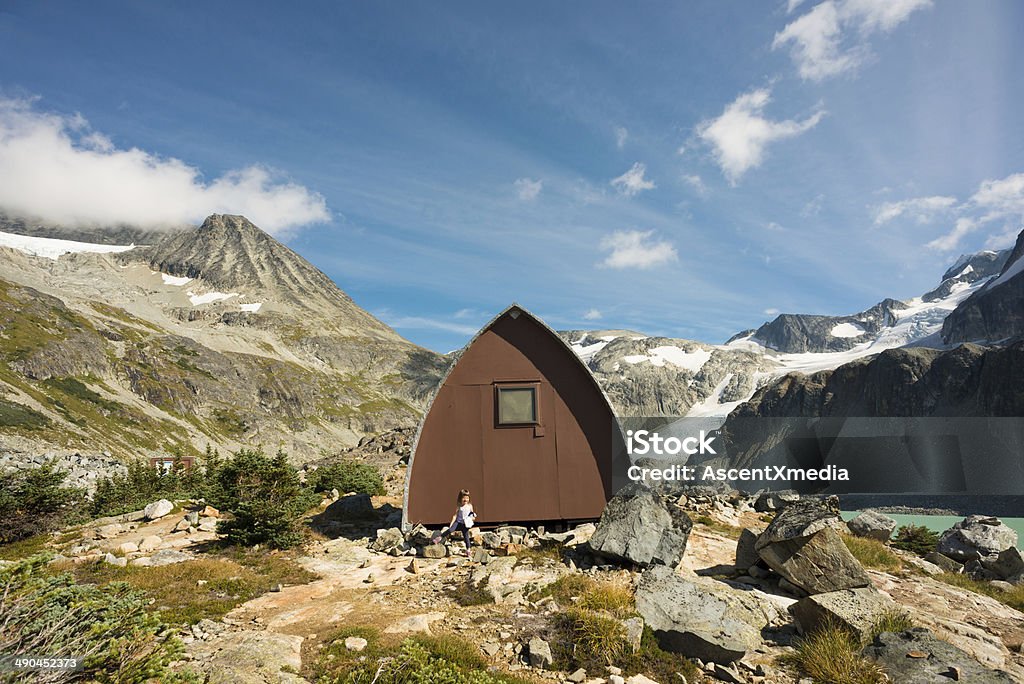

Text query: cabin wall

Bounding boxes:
[406,312,619,526]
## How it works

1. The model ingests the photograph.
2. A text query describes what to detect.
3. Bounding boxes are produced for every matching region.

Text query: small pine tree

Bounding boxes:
[211,448,317,549]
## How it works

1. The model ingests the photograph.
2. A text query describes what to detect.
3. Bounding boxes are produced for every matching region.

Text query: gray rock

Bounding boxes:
[528,636,553,668]
[588,482,692,568]
[759,526,871,595]
[755,498,870,595]
[734,529,759,570]
[924,551,964,574]
[980,547,1024,580]
[138,535,162,552]
[470,548,490,564]
[421,544,447,559]
[369,527,405,553]
[96,523,123,539]
[635,565,775,664]
[792,588,899,643]
[621,616,644,653]
[711,663,744,683]
[495,526,528,544]
[567,668,587,683]
[319,493,375,520]
[938,516,1018,563]
[148,549,190,566]
[753,490,799,512]
[864,628,1016,683]
[846,510,897,542]
[103,552,127,567]
[143,499,174,520]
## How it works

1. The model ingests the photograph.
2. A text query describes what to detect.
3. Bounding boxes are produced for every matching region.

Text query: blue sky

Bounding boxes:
[0,1,1022,352]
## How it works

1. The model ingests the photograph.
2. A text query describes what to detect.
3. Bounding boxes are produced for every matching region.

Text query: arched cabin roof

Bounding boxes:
[401,303,624,529]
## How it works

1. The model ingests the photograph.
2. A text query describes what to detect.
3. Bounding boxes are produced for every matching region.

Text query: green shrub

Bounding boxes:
[209,449,318,549]
[0,463,85,544]
[307,460,384,496]
[313,629,529,684]
[553,607,628,667]
[91,455,205,517]
[0,397,49,429]
[890,524,940,556]
[0,554,190,682]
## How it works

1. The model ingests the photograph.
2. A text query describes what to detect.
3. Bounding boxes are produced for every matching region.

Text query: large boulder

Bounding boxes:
[753,489,799,512]
[143,499,174,520]
[734,529,760,571]
[791,588,899,643]
[980,547,1024,581]
[863,628,1016,683]
[369,527,405,553]
[755,498,870,595]
[319,493,375,520]
[846,510,897,543]
[635,565,779,663]
[588,483,692,568]
[938,516,1018,563]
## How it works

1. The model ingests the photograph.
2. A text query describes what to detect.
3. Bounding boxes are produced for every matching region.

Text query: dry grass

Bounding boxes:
[60,548,318,624]
[841,534,902,572]
[694,515,744,540]
[782,618,888,684]
[869,609,914,640]
[935,571,1024,612]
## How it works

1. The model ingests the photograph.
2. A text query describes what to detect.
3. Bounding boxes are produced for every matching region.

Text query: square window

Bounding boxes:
[496,386,537,424]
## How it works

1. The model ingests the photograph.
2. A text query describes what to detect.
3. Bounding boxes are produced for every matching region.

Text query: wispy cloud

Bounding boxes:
[377,310,480,336]
[583,308,603,321]
[681,174,707,196]
[514,177,543,201]
[610,162,656,197]
[615,126,629,149]
[773,0,933,81]
[873,195,956,225]
[885,173,1024,251]
[599,229,677,269]
[0,97,328,234]
[763,307,780,315]
[697,88,824,184]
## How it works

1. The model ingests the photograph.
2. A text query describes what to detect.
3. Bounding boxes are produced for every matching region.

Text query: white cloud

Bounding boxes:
[763,307,780,315]
[615,126,629,149]
[681,174,707,196]
[786,0,809,12]
[697,88,824,184]
[800,193,825,217]
[514,177,543,201]
[905,172,1024,251]
[926,217,976,252]
[599,229,677,269]
[773,0,932,81]
[582,308,603,321]
[873,195,956,225]
[610,162,656,197]
[0,97,328,235]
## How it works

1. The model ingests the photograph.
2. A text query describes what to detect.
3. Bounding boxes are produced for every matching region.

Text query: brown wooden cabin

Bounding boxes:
[403,304,625,529]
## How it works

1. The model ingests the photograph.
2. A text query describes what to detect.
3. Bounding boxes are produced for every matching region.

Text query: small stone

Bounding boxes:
[482,642,500,657]
[270,583,283,592]
[174,517,192,532]
[364,573,375,584]
[103,552,127,567]
[712,663,743,683]
[609,677,625,684]
[117,541,139,554]
[201,505,219,517]
[528,636,553,668]
[344,636,368,652]
[407,559,419,574]
[138,535,162,552]
[96,523,123,539]
[568,668,587,683]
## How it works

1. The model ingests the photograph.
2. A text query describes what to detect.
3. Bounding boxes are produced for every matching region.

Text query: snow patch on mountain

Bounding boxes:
[239,302,263,313]
[830,322,865,338]
[622,345,713,372]
[0,230,135,260]
[188,291,237,306]
[161,272,192,286]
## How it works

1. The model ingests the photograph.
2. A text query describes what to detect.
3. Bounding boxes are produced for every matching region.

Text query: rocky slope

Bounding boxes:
[730,245,1011,353]
[942,231,1024,344]
[559,330,777,417]
[716,342,1024,494]
[0,214,446,463]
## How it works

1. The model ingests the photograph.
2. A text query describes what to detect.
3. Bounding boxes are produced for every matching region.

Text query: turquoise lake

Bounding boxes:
[841,512,1024,550]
